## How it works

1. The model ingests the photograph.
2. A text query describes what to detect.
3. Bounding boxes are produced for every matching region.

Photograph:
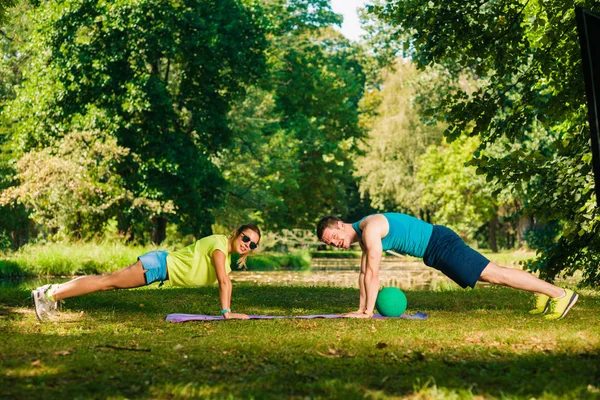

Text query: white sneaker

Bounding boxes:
[32,284,57,321]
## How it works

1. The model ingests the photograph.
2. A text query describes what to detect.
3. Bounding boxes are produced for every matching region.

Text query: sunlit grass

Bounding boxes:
[0,284,598,399]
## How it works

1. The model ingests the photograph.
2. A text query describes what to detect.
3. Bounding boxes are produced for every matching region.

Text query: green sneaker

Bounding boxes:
[543,289,579,320]
[529,293,550,315]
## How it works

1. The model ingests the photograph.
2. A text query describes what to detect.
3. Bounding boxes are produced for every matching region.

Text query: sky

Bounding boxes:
[329,0,368,42]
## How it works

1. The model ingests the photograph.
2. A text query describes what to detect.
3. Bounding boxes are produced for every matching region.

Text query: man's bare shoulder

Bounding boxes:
[360,214,387,227]
[360,214,389,236]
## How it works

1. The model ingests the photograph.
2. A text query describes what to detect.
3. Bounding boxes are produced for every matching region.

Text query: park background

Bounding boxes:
[0,0,599,399]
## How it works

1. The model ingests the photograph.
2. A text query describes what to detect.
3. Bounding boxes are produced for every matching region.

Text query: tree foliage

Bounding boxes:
[1,130,132,238]
[215,1,369,230]
[355,61,444,215]
[417,135,522,252]
[2,0,267,242]
[371,0,600,285]
[0,2,36,250]
[1,0,371,244]
[0,0,16,26]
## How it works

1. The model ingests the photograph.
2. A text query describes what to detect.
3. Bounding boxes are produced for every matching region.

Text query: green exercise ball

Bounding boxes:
[375,287,407,317]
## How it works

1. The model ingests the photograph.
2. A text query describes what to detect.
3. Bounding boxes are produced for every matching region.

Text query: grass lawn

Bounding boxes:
[1,284,599,399]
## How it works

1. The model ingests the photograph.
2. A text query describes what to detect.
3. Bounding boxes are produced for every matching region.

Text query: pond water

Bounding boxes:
[230,257,457,291]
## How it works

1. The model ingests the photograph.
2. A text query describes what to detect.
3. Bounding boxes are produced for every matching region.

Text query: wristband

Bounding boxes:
[220,309,230,314]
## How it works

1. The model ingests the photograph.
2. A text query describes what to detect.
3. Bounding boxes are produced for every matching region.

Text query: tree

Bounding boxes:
[0,0,16,26]
[1,130,132,239]
[215,0,369,230]
[0,1,35,250]
[418,135,517,251]
[2,0,267,243]
[0,1,29,108]
[371,0,600,286]
[354,60,444,216]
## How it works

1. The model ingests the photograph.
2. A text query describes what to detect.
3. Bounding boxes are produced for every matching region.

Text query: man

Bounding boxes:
[316,213,578,320]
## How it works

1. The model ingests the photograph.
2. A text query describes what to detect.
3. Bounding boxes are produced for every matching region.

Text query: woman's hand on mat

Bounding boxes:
[343,311,372,319]
[223,312,249,320]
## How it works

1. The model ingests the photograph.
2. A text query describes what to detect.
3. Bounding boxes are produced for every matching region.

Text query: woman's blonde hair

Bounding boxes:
[230,223,261,267]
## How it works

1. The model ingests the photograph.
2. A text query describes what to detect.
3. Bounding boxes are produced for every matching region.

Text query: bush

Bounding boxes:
[232,251,311,271]
[523,221,561,252]
[309,250,362,259]
[0,259,25,278]
[0,232,12,253]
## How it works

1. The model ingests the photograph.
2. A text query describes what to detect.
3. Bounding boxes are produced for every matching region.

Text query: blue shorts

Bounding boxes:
[422,225,490,288]
[138,250,169,285]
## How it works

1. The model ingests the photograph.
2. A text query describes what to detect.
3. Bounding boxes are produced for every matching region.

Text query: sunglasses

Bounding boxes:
[242,234,258,250]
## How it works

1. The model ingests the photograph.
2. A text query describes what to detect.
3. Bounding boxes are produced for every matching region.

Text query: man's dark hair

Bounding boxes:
[316,215,342,240]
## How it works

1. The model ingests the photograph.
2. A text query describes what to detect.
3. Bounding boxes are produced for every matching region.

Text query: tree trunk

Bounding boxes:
[117,215,134,243]
[151,216,167,245]
[488,214,499,253]
[10,228,27,251]
[73,213,82,240]
[517,214,534,247]
[419,208,432,223]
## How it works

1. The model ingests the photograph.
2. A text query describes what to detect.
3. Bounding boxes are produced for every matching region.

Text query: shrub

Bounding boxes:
[232,251,311,271]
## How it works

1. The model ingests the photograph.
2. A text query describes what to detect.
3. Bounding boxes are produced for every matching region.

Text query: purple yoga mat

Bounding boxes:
[166,312,428,323]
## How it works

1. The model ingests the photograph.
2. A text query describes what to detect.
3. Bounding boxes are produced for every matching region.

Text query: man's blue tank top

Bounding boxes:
[351,213,433,258]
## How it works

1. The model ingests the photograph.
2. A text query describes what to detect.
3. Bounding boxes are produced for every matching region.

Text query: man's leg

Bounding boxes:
[479,262,578,319]
[479,262,564,297]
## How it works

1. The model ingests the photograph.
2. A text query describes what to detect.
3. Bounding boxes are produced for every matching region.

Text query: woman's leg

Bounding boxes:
[479,262,564,298]
[52,260,147,301]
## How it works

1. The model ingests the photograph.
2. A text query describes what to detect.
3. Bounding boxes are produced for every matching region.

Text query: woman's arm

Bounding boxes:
[213,250,248,320]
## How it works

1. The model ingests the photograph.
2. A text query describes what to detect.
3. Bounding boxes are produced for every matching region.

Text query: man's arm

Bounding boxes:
[343,245,368,317]
[356,249,367,312]
[361,225,383,316]
[345,215,386,318]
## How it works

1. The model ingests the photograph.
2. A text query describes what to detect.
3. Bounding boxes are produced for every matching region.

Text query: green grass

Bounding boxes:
[1,284,598,399]
[0,242,158,278]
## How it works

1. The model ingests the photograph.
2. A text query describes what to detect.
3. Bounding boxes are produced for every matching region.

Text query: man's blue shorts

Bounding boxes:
[138,250,169,285]
[422,225,490,288]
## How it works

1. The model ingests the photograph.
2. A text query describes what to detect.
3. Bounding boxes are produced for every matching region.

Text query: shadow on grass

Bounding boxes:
[0,330,598,399]
[1,286,599,398]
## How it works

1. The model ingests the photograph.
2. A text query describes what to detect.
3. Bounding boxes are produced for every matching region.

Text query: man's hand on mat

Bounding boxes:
[223,312,249,320]
[343,311,372,319]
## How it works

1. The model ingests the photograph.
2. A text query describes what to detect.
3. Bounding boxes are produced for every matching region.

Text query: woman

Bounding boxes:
[32,224,261,321]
